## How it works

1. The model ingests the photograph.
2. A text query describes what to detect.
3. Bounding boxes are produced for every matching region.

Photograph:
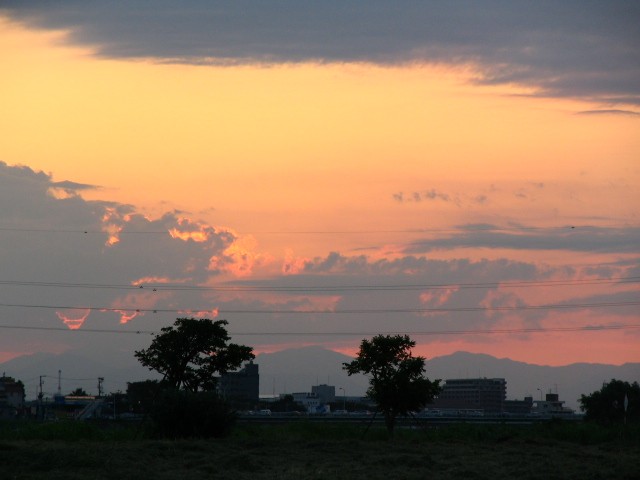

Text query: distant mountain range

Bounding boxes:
[424,351,640,410]
[0,351,161,400]
[254,347,640,410]
[2,347,638,410]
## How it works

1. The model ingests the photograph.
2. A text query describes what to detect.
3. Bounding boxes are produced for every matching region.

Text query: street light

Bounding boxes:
[339,387,346,411]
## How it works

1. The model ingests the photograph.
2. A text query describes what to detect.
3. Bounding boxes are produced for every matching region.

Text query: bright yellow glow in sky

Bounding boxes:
[2,16,638,239]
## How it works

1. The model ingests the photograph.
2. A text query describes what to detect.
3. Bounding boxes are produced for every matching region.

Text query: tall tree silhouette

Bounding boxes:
[135,318,253,392]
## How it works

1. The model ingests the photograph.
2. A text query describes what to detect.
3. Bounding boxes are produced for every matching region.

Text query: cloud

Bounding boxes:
[55,309,91,330]
[392,183,549,208]
[403,225,640,254]
[48,180,101,201]
[576,109,640,117]
[1,1,639,106]
[51,180,100,191]
[0,161,637,365]
[215,250,637,351]
[393,189,457,205]
[0,161,257,353]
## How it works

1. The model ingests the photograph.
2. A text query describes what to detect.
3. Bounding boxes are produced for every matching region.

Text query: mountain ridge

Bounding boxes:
[2,347,638,410]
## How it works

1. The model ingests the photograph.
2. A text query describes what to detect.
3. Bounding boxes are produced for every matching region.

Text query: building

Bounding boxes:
[218,361,259,408]
[533,393,574,416]
[311,384,335,403]
[0,376,25,418]
[434,378,506,413]
[290,392,320,410]
[504,396,534,415]
[288,392,330,414]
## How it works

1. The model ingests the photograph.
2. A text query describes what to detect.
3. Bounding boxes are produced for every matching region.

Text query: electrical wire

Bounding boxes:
[0,276,637,293]
[0,324,154,335]
[0,323,638,336]
[0,300,638,314]
[0,225,625,235]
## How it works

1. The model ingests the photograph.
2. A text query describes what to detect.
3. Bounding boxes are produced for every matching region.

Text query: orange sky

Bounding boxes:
[0,14,638,367]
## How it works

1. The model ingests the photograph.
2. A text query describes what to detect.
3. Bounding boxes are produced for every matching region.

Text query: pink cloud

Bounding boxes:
[282,249,309,275]
[55,309,91,330]
[177,308,219,319]
[107,289,171,324]
[418,287,459,317]
[209,235,271,277]
[113,309,143,324]
[100,206,127,246]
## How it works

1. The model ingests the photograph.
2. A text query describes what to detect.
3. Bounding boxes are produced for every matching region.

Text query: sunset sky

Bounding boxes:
[0,2,638,373]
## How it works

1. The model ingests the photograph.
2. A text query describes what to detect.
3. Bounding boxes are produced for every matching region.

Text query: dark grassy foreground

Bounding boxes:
[1,420,639,480]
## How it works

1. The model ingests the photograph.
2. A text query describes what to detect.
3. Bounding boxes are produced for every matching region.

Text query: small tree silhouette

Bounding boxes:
[343,334,440,436]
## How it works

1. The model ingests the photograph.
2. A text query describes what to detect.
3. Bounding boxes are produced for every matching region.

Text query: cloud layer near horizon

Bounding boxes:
[1,1,639,107]
[0,161,637,367]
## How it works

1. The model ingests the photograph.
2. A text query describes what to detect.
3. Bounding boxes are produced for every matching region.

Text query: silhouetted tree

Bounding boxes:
[580,379,639,424]
[343,334,440,436]
[135,318,254,392]
[134,318,254,438]
[69,387,89,396]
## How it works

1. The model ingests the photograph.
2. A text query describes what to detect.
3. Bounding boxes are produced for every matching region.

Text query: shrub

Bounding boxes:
[150,389,236,439]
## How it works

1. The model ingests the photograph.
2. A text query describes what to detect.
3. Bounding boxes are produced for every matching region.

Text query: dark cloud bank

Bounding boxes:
[2,1,639,107]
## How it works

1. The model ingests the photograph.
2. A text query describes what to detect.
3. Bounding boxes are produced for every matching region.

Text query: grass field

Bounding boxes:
[1,420,638,479]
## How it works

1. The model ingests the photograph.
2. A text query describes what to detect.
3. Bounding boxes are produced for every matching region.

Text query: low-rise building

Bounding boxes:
[286,392,332,413]
[504,396,534,415]
[533,393,574,416]
[434,378,506,413]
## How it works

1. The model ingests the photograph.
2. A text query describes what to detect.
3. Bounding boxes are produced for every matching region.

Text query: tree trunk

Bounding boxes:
[384,412,396,438]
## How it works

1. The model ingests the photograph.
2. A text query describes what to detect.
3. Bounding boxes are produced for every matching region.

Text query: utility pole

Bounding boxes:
[38,376,44,400]
[38,376,45,420]
[98,377,104,398]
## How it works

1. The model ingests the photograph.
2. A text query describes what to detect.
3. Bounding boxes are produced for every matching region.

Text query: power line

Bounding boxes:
[0,323,638,336]
[0,224,635,236]
[228,324,640,336]
[0,324,154,335]
[0,300,638,314]
[0,276,637,293]
[226,301,639,314]
[0,227,166,235]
